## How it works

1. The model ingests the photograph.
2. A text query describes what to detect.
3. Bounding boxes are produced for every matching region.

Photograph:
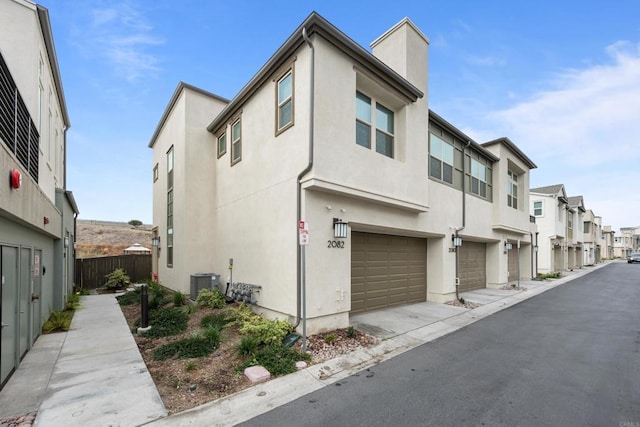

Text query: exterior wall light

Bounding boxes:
[504,241,513,250]
[452,235,463,247]
[152,236,161,253]
[333,218,348,238]
[64,237,69,248]
[534,245,539,252]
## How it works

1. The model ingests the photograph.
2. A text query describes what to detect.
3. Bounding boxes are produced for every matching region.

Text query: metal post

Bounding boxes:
[302,245,307,353]
[141,284,149,328]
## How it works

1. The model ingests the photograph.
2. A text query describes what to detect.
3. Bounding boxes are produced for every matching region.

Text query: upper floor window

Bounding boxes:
[167,146,174,189]
[231,119,242,165]
[584,222,591,233]
[533,201,543,216]
[429,133,454,184]
[568,213,573,230]
[471,159,488,198]
[507,170,518,209]
[355,91,394,158]
[276,69,293,133]
[217,132,226,158]
[153,163,158,182]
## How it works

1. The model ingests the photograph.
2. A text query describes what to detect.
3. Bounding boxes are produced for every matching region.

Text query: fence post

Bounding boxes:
[141,284,149,328]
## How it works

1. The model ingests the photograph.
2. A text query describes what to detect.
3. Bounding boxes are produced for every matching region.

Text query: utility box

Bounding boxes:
[190,273,220,300]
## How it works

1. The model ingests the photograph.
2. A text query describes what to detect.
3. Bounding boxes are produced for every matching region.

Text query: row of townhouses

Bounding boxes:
[148,12,617,335]
[0,0,78,388]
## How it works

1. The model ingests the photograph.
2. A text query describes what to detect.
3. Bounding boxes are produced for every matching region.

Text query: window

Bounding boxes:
[231,119,241,165]
[429,133,454,184]
[471,159,488,198]
[217,132,226,158]
[355,91,394,158]
[584,222,590,233]
[153,164,158,182]
[276,70,293,132]
[533,201,543,216]
[507,170,518,209]
[568,213,573,230]
[167,147,174,268]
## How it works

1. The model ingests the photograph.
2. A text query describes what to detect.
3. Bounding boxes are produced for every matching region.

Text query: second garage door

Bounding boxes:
[458,241,486,292]
[351,232,427,314]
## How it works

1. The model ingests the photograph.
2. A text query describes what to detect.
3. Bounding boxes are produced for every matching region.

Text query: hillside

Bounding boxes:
[76,220,153,258]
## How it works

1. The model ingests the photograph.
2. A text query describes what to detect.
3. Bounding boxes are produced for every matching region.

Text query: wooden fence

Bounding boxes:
[75,254,152,290]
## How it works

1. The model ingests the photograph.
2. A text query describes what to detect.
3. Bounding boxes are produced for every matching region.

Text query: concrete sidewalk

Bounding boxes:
[0,294,167,426]
[0,263,610,426]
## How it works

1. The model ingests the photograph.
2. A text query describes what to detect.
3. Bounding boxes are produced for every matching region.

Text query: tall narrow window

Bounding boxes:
[429,133,454,184]
[217,132,226,158]
[507,170,518,209]
[355,91,395,158]
[277,70,293,132]
[471,159,487,197]
[167,147,174,267]
[231,119,241,165]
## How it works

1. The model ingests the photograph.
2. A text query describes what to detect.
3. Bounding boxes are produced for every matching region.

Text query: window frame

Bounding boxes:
[533,200,543,216]
[153,163,158,182]
[166,146,174,268]
[355,91,394,158]
[429,133,455,185]
[217,132,227,158]
[231,118,242,165]
[275,68,294,134]
[507,169,518,209]
[470,158,488,198]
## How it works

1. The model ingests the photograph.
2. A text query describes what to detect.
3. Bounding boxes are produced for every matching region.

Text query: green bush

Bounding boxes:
[64,292,81,311]
[239,345,311,376]
[152,330,221,361]
[43,310,73,333]
[239,317,293,347]
[104,268,130,290]
[323,333,337,344]
[147,281,169,309]
[195,288,226,309]
[116,288,141,306]
[173,291,187,307]
[202,325,222,343]
[141,307,189,338]
[227,303,260,325]
[200,312,231,330]
[346,326,356,338]
[236,336,259,357]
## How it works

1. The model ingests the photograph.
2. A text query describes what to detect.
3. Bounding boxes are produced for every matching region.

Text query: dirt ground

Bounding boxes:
[119,302,377,414]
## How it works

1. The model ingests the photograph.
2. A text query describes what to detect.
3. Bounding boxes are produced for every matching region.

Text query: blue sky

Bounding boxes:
[45,1,640,231]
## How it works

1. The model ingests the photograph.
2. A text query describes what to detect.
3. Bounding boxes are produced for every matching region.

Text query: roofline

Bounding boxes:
[428,110,499,162]
[206,11,424,133]
[36,5,70,128]
[482,137,537,169]
[64,190,79,214]
[148,82,229,148]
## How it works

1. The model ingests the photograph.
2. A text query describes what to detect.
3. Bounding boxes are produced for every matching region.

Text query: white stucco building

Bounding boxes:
[149,12,537,333]
[0,0,78,388]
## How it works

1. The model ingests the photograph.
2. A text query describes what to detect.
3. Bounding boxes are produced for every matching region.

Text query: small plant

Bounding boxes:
[147,281,169,309]
[180,304,198,315]
[323,333,337,344]
[116,287,141,306]
[173,291,187,307]
[346,326,356,338]
[184,360,197,372]
[195,288,226,309]
[152,332,220,361]
[236,336,259,357]
[201,325,222,345]
[458,297,465,304]
[64,292,81,311]
[140,307,189,338]
[239,345,311,376]
[200,312,230,330]
[104,268,130,291]
[42,310,73,333]
[239,317,293,347]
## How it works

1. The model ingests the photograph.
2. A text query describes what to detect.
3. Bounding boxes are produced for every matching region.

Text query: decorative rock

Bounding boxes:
[295,361,308,370]
[244,365,270,383]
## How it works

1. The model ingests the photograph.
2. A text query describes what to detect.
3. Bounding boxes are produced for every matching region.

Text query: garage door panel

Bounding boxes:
[458,241,486,292]
[351,232,427,314]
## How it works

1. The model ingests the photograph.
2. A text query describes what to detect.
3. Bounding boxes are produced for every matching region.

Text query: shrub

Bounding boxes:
[236,336,258,357]
[43,310,73,333]
[323,333,337,344]
[201,326,222,345]
[346,326,356,338]
[239,317,293,347]
[64,292,81,311]
[200,312,231,330]
[147,281,169,309]
[184,360,197,371]
[227,303,260,325]
[141,307,188,338]
[116,288,141,306]
[152,330,221,361]
[104,268,130,291]
[180,304,198,315]
[173,291,187,307]
[195,288,226,309]
[239,345,311,376]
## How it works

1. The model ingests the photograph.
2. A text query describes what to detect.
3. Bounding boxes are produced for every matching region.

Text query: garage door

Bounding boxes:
[458,241,486,292]
[351,232,427,314]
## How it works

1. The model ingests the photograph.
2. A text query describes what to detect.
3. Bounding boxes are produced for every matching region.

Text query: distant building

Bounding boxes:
[0,0,78,387]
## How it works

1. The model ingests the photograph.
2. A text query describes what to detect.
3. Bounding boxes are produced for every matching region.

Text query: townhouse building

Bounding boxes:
[583,209,602,265]
[567,196,585,270]
[601,226,614,259]
[149,12,537,333]
[530,185,570,274]
[0,0,78,387]
[614,226,638,258]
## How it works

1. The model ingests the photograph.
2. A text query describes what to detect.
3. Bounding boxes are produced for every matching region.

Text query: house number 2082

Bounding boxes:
[327,240,345,249]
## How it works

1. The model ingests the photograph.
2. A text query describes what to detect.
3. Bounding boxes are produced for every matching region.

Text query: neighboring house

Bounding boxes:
[601,225,615,259]
[566,196,585,270]
[0,0,78,388]
[149,12,537,334]
[582,209,601,265]
[530,185,570,274]
[615,226,639,258]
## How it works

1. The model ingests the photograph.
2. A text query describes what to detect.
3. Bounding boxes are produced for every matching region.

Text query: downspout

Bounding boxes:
[530,231,534,279]
[454,140,471,300]
[293,27,314,329]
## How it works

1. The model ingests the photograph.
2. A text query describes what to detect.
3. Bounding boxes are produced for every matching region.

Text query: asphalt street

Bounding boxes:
[240,263,640,427]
